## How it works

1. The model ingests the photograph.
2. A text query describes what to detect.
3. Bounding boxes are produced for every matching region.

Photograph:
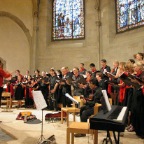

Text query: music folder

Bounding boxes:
[105,72,115,78]
[120,73,141,89]
[128,73,144,85]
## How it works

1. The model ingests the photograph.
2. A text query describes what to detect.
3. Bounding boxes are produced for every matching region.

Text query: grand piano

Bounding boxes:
[90,105,128,144]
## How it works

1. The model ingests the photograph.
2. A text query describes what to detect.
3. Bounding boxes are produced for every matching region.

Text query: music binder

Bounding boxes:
[105,72,115,79]
[127,73,144,85]
[119,73,141,89]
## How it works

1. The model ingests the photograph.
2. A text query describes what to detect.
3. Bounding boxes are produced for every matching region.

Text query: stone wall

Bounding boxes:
[37,0,144,72]
[100,0,144,66]
[37,0,100,72]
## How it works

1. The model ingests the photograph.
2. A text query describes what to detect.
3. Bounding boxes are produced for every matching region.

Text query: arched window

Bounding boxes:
[52,0,85,40]
[116,0,144,33]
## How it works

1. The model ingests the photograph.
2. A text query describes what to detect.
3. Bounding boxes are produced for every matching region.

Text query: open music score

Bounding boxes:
[102,90,111,112]
[65,93,79,104]
[119,72,142,89]
[32,90,47,110]
[105,72,115,78]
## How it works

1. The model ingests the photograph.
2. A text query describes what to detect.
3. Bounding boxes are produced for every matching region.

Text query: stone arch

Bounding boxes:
[0,11,32,47]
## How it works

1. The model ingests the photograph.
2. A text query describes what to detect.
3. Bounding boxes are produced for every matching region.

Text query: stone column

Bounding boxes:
[95,0,101,69]
[30,0,39,73]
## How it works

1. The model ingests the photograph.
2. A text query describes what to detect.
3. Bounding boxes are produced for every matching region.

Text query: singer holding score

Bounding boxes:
[0,60,12,108]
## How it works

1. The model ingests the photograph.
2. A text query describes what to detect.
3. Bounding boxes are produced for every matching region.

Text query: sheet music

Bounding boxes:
[102,90,111,111]
[105,72,115,78]
[65,93,79,104]
[32,90,47,110]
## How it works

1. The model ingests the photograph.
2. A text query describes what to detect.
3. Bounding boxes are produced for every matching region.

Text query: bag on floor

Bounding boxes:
[16,111,32,120]
[45,111,66,121]
[16,111,36,122]
[41,135,56,144]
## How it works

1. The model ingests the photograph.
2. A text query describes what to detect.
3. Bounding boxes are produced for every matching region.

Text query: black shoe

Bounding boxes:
[137,134,144,139]
[74,134,86,137]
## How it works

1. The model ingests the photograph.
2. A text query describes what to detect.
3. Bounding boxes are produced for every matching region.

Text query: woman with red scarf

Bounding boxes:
[0,60,11,107]
[129,62,144,138]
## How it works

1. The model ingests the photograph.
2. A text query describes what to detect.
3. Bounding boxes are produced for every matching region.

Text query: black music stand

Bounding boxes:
[37,109,45,144]
[32,91,47,144]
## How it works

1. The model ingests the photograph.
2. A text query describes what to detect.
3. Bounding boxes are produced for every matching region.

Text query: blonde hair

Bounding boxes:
[134,62,143,70]
[119,62,126,71]
[125,62,134,73]
[113,60,119,65]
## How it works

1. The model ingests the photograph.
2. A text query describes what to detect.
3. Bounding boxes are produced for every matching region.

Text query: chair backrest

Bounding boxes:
[94,98,112,115]
[94,103,102,115]
[109,98,112,105]
[2,92,11,97]
[72,96,83,108]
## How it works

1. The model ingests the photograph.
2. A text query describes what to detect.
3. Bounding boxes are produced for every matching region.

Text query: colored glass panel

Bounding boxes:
[53,0,85,40]
[116,0,144,32]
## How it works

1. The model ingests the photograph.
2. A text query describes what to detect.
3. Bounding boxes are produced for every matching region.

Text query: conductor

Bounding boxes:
[0,60,11,108]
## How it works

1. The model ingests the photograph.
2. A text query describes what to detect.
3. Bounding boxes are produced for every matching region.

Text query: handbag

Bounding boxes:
[41,135,56,144]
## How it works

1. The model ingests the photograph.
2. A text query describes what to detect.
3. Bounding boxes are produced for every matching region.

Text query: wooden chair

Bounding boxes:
[66,98,113,144]
[61,107,80,127]
[1,92,12,111]
[12,100,25,108]
[67,122,98,144]
[66,102,100,144]
[94,98,112,115]
[72,96,83,108]
[61,96,83,127]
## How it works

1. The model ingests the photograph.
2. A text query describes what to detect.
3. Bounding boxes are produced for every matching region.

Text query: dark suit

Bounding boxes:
[80,86,102,122]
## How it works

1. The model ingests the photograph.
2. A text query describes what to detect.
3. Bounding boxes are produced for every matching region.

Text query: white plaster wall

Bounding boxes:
[0,0,33,75]
[0,0,33,35]
[0,17,30,74]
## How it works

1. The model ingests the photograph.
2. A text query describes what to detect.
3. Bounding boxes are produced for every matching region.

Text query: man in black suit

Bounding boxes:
[100,59,111,74]
[75,78,102,137]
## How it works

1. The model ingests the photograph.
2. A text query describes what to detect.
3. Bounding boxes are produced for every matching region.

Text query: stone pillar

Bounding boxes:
[95,0,101,69]
[30,0,39,73]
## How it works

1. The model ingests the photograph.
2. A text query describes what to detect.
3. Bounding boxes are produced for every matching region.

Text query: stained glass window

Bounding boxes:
[52,0,85,40]
[116,0,144,33]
